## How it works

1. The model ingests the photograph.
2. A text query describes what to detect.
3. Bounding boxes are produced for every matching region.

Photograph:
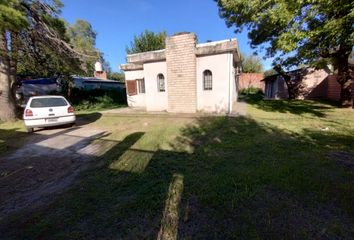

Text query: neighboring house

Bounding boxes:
[120,32,241,114]
[238,73,265,92]
[263,68,338,100]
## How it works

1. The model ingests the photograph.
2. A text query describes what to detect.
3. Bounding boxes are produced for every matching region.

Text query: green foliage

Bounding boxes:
[216,0,353,66]
[1,0,85,78]
[263,69,278,77]
[66,19,107,75]
[16,38,83,78]
[126,30,167,54]
[16,17,108,78]
[241,53,264,73]
[239,87,264,102]
[68,88,127,111]
[239,87,263,95]
[217,0,354,105]
[66,19,97,52]
[0,0,28,31]
[107,72,125,82]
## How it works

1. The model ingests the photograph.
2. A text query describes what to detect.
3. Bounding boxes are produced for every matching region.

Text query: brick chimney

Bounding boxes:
[166,33,197,113]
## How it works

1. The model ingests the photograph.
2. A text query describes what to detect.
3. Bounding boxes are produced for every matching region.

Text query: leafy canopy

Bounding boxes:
[216,0,354,67]
[66,19,107,75]
[241,53,264,73]
[0,0,28,31]
[126,30,167,54]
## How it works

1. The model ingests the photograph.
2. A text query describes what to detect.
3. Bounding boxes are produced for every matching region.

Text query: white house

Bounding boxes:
[120,32,241,114]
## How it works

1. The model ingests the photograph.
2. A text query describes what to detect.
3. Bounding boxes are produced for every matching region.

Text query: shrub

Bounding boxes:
[68,88,127,110]
[239,87,263,95]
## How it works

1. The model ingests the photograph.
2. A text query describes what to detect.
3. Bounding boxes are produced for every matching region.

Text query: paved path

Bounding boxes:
[0,125,114,219]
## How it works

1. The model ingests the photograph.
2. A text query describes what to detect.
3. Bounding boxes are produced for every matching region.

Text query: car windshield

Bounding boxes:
[30,97,68,108]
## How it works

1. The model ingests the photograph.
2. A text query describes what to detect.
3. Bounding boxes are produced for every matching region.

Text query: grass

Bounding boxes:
[1,99,354,239]
[0,120,27,155]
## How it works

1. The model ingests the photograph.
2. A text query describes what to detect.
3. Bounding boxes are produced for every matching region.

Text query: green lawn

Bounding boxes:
[1,100,354,239]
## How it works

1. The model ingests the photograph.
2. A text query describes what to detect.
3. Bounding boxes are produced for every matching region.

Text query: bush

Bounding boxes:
[239,87,263,95]
[239,87,264,102]
[68,88,127,111]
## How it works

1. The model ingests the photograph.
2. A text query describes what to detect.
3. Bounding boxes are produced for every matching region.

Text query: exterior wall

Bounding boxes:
[143,61,168,111]
[239,73,265,91]
[327,75,341,101]
[94,71,107,80]
[166,33,197,113]
[196,53,234,113]
[124,70,146,108]
[265,69,329,100]
[276,77,289,99]
[301,69,329,99]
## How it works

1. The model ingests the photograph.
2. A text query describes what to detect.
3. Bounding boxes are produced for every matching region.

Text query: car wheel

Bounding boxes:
[26,127,34,133]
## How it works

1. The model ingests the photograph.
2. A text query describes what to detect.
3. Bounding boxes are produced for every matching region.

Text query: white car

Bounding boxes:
[23,95,76,133]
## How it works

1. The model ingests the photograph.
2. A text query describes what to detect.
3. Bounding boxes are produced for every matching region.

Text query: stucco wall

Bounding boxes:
[196,53,234,113]
[124,70,146,108]
[143,61,168,111]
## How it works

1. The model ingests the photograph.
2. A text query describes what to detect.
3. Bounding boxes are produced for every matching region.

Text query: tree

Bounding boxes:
[66,19,102,75]
[241,53,264,73]
[0,0,92,121]
[126,30,167,54]
[217,0,354,107]
[107,72,125,82]
[264,69,277,77]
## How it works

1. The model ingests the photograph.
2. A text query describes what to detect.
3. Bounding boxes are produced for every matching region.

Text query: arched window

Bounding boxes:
[157,74,165,92]
[203,70,212,90]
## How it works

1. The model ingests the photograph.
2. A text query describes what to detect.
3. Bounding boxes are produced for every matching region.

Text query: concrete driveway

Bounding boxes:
[0,115,114,219]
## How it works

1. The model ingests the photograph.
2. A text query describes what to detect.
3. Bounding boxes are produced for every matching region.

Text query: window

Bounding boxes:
[157,74,165,92]
[137,78,145,94]
[203,70,212,90]
[30,97,67,108]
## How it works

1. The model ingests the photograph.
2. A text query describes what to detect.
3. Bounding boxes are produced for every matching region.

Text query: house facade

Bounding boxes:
[263,68,334,100]
[120,32,241,113]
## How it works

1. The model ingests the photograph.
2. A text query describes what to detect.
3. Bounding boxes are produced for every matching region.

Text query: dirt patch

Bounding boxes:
[0,126,114,220]
[327,151,354,170]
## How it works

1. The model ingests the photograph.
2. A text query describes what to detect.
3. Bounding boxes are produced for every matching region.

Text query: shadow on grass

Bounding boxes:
[1,116,354,239]
[240,93,338,117]
[75,112,102,126]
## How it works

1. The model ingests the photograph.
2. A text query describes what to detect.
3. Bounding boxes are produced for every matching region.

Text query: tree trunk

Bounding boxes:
[274,65,296,99]
[282,75,296,100]
[336,53,353,108]
[0,31,17,121]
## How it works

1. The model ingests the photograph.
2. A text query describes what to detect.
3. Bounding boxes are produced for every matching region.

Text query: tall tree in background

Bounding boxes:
[217,0,354,107]
[107,72,125,82]
[241,53,264,73]
[0,0,27,121]
[126,30,167,54]
[66,19,105,75]
[0,0,92,121]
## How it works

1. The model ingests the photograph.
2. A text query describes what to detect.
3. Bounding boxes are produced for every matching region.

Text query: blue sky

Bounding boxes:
[61,0,272,72]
